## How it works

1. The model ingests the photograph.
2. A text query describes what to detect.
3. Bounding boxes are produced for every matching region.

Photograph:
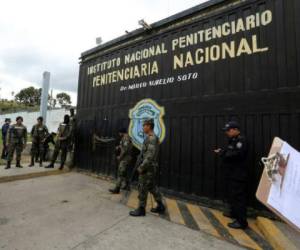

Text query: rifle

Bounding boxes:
[121,151,143,203]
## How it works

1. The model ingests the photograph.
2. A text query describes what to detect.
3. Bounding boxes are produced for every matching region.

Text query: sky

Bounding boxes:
[0,0,206,105]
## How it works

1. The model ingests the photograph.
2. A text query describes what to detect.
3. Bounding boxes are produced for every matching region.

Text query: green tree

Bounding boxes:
[56,92,71,107]
[15,87,42,106]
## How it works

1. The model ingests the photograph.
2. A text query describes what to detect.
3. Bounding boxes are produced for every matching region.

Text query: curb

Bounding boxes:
[0,169,70,183]
[256,216,298,250]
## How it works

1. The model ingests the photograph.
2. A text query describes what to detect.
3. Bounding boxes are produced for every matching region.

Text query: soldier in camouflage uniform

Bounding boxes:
[109,128,133,194]
[129,119,165,217]
[5,116,27,169]
[46,115,72,170]
[28,116,49,167]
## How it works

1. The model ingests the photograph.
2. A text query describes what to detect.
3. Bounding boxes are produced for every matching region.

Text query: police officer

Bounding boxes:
[5,116,27,169]
[29,116,49,167]
[129,119,165,217]
[42,132,56,161]
[214,121,248,229]
[1,118,11,159]
[109,128,132,194]
[46,115,72,170]
[69,108,76,166]
[69,108,76,146]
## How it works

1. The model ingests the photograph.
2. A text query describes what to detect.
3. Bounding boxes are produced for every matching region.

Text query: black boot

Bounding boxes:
[16,160,23,168]
[109,187,120,194]
[129,207,146,217]
[228,220,248,229]
[28,157,34,167]
[39,160,43,167]
[45,163,54,168]
[150,201,166,214]
[5,161,11,169]
[58,164,64,170]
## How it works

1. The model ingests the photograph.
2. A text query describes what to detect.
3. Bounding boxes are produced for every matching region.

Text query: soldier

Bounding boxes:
[28,117,49,167]
[129,119,165,217]
[214,121,248,229]
[46,115,72,170]
[109,127,132,194]
[1,118,11,159]
[5,116,27,169]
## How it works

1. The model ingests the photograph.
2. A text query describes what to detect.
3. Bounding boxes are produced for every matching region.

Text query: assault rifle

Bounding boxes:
[121,151,143,203]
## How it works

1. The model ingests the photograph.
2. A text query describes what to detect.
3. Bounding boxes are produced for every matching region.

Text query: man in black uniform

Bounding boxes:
[214,121,248,229]
[1,118,11,159]
[42,132,56,161]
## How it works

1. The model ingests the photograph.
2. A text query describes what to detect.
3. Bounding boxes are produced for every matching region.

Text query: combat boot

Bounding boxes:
[45,163,54,168]
[16,160,23,168]
[28,156,34,167]
[5,161,11,169]
[39,160,43,167]
[58,164,64,170]
[150,201,165,214]
[129,207,146,217]
[109,187,120,194]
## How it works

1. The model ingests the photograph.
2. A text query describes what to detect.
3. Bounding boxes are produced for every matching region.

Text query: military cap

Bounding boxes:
[222,121,240,131]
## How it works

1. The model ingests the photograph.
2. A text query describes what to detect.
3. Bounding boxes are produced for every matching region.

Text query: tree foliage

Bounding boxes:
[15,87,42,106]
[56,92,71,107]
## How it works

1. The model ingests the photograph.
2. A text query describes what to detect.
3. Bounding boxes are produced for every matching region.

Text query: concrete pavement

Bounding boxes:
[0,172,243,250]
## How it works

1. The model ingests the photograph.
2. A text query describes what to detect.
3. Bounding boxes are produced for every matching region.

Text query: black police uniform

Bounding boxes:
[221,133,248,227]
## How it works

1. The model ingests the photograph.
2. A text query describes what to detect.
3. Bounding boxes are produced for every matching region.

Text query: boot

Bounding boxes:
[109,187,120,194]
[129,207,146,217]
[5,161,11,169]
[16,160,23,168]
[28,157,34,167]
[45,163,54,168]
[228,220,248,229]
[150,201,166,214]
[58,164,64,170]
[39,160,43,167]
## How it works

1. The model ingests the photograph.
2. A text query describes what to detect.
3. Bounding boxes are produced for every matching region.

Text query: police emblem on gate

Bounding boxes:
[129,99,166,149]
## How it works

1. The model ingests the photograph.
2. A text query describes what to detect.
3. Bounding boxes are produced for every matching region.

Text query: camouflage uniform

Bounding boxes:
[7,124,27,162]
[51,122,72,167]
[137,133,163,208]
[30,124,49,161]
[115,134,132,189]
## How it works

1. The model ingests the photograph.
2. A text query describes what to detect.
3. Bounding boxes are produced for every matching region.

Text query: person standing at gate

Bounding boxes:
[129,119,165,217]
[46,115,71,170]
[214,121,248,229]
[109,127,133,194]
[1,118,11,159]
[28,116,49,167]
[5,116,27,169]
[69,108,77,167]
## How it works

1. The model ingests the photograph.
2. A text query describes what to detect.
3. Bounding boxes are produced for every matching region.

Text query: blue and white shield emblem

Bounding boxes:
[129,99,166,149]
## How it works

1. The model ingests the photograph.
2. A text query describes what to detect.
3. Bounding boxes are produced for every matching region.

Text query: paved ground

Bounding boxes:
[0,172,244,250]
